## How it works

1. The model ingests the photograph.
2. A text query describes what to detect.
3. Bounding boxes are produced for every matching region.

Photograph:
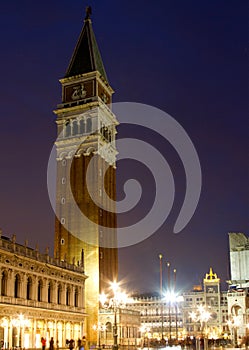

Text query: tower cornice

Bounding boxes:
[59,71,113,93]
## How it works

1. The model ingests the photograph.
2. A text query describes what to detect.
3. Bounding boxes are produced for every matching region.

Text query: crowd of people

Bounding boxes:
[41,336,88,350]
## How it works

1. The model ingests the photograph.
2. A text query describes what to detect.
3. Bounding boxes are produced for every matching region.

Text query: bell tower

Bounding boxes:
[53,7,118,343]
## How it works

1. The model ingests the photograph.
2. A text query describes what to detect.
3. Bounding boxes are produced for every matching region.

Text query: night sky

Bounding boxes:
[0,1,248,293]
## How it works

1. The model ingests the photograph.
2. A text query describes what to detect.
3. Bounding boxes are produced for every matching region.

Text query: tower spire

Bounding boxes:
[65,6,108,82]
[85,5,92,20]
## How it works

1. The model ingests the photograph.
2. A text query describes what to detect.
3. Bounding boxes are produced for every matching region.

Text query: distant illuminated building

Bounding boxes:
[227,232,249,345]
[127,292,184,341]
[182,268,228,339]
[128,268,228,342]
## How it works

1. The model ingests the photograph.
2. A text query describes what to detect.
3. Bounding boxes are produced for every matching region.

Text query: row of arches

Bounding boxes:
[59,117,114,143]
[63,118,92,138]
[1,271,82,307]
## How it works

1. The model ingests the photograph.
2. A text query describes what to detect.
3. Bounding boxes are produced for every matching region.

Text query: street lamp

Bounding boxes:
[158,254,164,341]
[164,290,183,344]
[189,305,211,350]
[166,262,171,343]
[99,282,128,350]
[93,323,106,349]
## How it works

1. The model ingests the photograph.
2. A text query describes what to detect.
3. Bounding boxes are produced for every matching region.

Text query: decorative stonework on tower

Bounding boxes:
[53,8,118,344]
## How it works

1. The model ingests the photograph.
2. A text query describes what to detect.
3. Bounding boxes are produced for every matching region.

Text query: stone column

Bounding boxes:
[8,270,14,297]
[70,286,74,306]
[33,275,38,301]
[8,321,12,349]
[43,279,48,302]
[2,319,8,349]
[32,318,37,348]
[20,273,26,299]
[61,285,66,305]
[62,321,66,347]
[54,281,58,304]
[79,286,83,308]
[20,324,24,348]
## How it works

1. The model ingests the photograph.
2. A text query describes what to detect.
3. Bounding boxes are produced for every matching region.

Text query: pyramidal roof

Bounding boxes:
[65,7,108,82]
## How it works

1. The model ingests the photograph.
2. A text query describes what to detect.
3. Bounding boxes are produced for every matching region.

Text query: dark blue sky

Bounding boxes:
[0,0,248,293]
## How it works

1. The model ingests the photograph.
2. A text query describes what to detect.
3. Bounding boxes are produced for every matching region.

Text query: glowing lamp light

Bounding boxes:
[99,281,129,350]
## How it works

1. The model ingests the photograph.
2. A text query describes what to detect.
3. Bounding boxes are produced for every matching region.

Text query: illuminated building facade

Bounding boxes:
[98,308,141,347]
[127,293,183,342]
[227,232,249,345]
[182,268,229,339]
[128,268,228,342]
[0,231,87,349]
[53,9,118,344]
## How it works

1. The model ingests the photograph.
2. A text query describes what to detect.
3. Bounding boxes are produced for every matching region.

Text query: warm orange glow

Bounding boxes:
[99,293,107,306]
[110,281,119,294]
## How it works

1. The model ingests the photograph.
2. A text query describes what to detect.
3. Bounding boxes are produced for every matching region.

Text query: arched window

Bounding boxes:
[79,119,85,134]
[72,120,78,135]
[14,274,21,298]
[86,118,92,133]
[38,280,42,302]
[64,121,71,138]
[106,322,112,339]
[48,282,51,303]
[58,284,62,305]
[1,271,8,296]
[27,276,32,300]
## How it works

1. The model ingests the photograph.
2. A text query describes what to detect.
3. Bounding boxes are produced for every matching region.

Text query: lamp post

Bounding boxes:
[158,254,164,341]
[164,290,183,345]
[167,262,171,343]
[99,282,128,350]
[93,323,106,349]
[173,269,178,342]
[189,305,211,350]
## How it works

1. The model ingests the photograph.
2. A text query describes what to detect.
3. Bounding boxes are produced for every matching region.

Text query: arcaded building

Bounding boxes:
[0,231,87,349]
